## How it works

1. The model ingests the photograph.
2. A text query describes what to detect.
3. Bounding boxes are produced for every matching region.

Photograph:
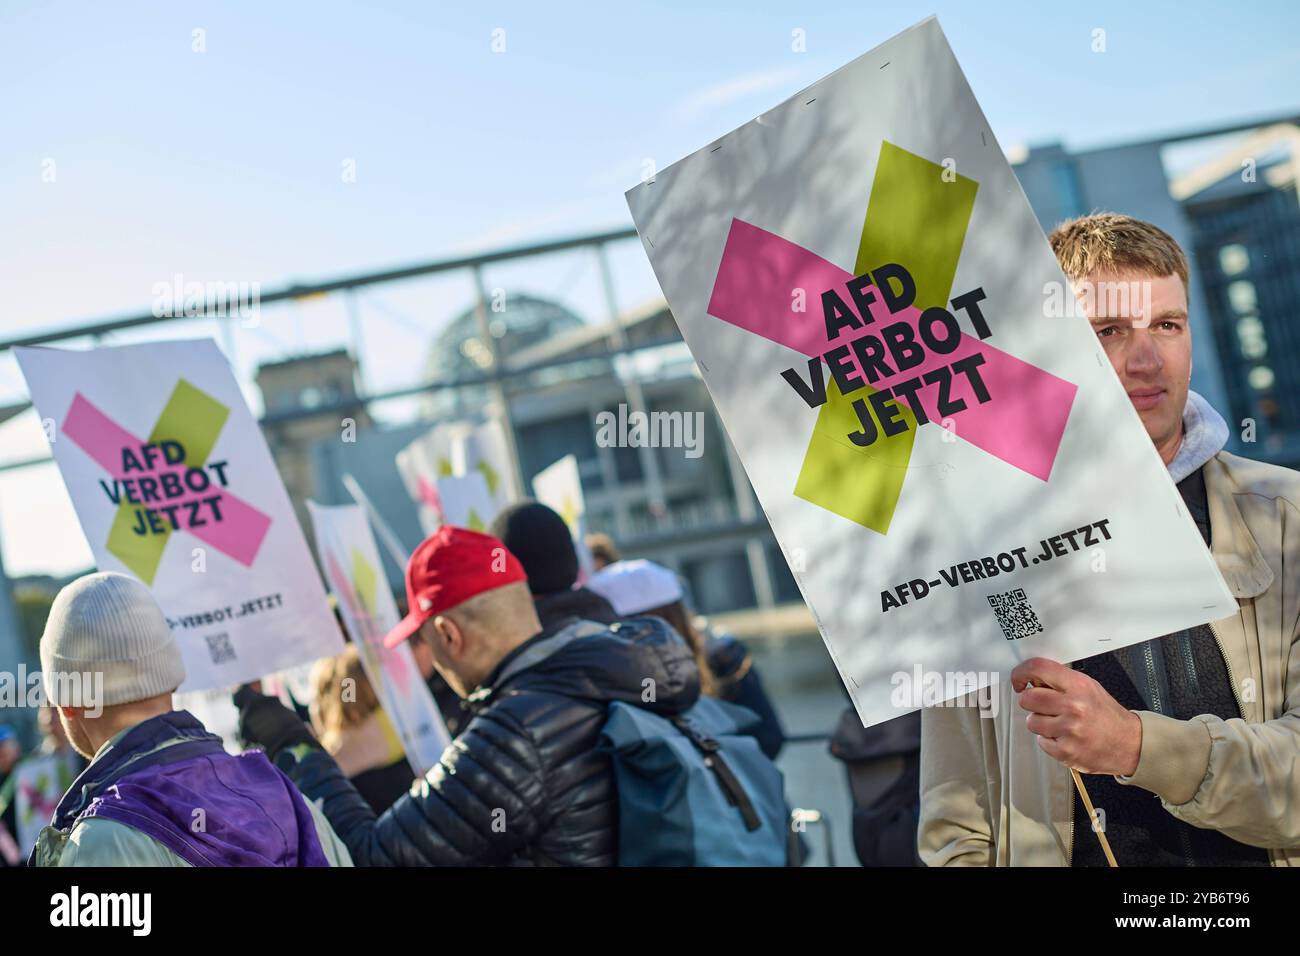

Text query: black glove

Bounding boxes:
[233,684,320,759]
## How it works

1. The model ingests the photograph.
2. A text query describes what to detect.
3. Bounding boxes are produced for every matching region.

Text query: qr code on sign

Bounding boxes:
[987,588,1043,641]
[204,632,236,664]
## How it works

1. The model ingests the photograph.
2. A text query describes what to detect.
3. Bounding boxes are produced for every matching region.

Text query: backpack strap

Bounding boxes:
[487,619,608,693]
[669,715,762,832]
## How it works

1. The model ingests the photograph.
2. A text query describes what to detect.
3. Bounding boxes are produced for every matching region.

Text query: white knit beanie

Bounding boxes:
[587,559,684,616]
[40,572,186,708]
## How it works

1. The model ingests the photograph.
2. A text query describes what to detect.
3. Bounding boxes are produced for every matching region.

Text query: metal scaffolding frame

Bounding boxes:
[0,223,786,672]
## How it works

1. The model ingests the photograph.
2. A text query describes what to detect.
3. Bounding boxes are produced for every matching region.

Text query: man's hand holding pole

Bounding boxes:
[1011,657,1143,777]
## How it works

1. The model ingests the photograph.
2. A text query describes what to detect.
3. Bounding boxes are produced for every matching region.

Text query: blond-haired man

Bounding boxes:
[920,213,1300,866]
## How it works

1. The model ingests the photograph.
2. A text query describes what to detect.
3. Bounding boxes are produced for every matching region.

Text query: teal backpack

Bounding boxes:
[599,695,789,866]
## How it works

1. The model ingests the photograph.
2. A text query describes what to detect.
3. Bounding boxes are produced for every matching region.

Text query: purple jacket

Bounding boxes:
[38,710,329,867]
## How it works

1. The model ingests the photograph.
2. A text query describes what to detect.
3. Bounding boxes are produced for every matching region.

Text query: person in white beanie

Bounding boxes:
[30,571,351,867]
[587,559,786,759]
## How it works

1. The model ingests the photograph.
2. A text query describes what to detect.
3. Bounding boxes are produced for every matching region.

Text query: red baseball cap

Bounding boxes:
[382,525,527,648]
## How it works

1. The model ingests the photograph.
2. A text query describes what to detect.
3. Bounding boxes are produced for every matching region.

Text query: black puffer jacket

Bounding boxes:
[280,615,699,866]
[532,586,619,630]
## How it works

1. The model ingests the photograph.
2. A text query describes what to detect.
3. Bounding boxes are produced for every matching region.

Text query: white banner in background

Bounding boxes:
[624,17,1236,727]
[532,454,595,583]
[396,419,519,534]
[174,686,243,754]
[12,749,81,854]
[15,339,344,692]
[435,471,496,531]
[308,501,450,775]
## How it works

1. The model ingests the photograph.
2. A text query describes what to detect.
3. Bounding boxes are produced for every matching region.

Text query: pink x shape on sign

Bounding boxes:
[707,219,1077,481]
[63,392,271,569]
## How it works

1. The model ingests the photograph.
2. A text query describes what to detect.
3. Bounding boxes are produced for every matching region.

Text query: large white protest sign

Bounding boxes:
[308,501,450,774]
[625,18,1237,727]
[15,339,344,692]
[396,419,518,534]
[532,455,595,583]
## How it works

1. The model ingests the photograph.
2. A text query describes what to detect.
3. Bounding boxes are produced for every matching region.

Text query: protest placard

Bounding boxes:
[435,472,496,531]
[396,420,519,534]
[11,749,81,854]
[15,339,344,692]
[308,501,450,774]
[624,17,1237,727]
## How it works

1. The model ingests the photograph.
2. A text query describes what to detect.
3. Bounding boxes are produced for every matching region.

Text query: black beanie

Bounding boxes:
[489,500,578,595]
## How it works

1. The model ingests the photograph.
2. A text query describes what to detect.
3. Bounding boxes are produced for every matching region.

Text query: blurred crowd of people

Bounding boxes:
[4,498,921,868]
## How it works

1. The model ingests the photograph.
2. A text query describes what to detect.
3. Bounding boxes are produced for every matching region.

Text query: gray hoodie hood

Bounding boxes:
[1168,390,1229,483]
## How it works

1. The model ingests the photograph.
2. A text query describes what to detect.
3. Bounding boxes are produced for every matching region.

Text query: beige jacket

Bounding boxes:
[919,450,1300,866]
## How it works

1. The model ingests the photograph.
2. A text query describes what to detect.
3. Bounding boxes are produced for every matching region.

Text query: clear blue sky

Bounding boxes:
[2,0,1298,576]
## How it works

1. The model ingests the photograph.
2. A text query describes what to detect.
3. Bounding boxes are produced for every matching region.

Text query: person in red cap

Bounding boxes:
[235,525,702,866]
[379,524,537,690]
